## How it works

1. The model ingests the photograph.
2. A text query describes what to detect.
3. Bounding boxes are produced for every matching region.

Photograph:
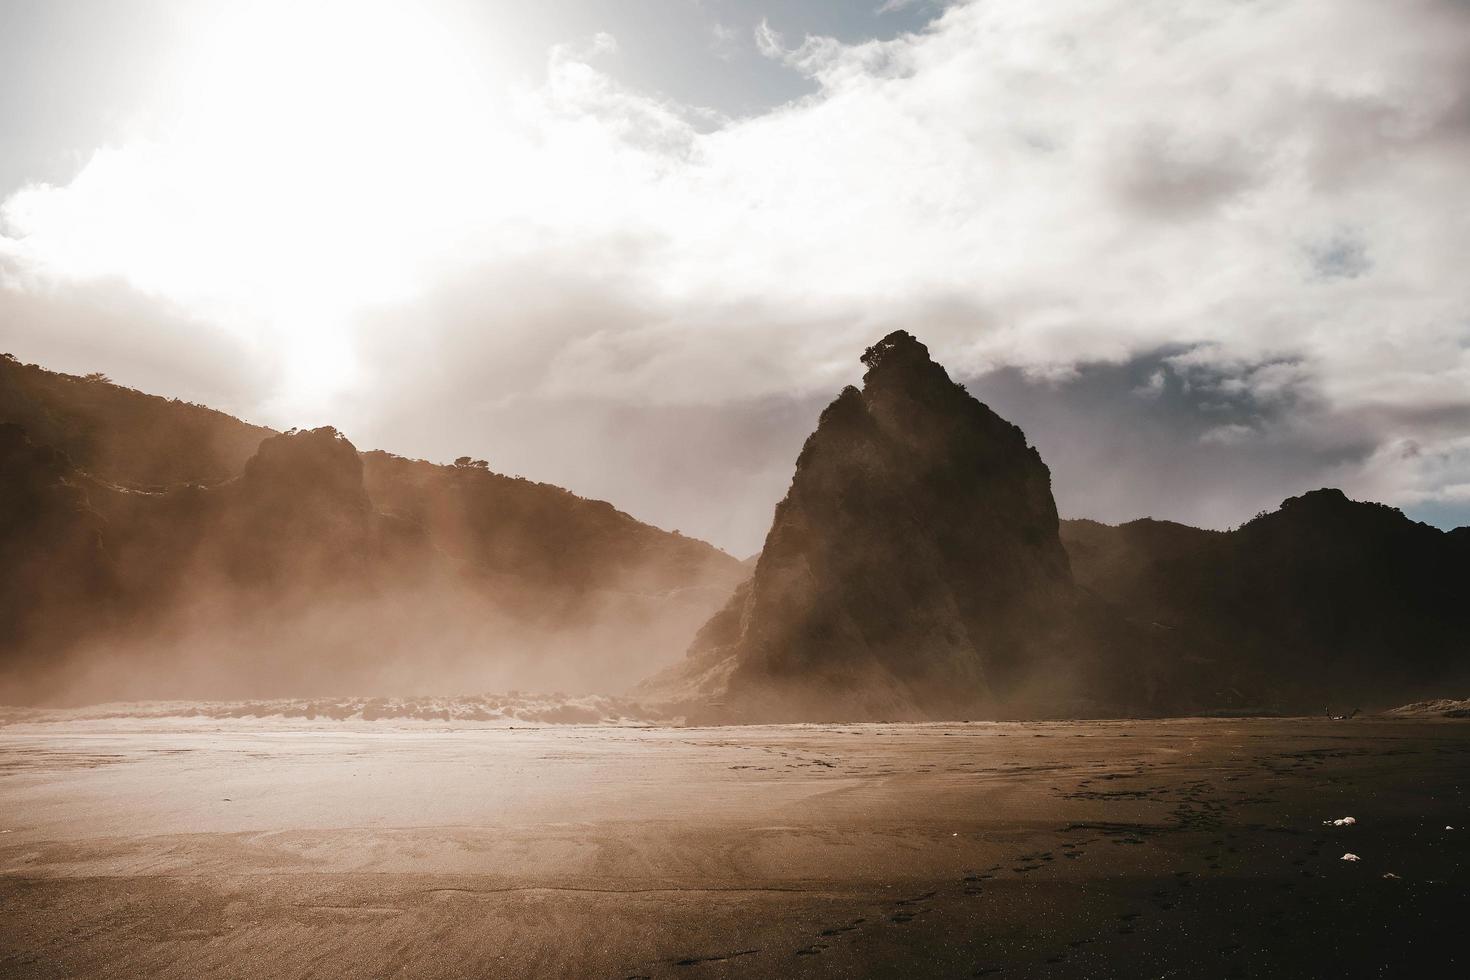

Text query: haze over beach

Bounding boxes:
[2,1,1469,977]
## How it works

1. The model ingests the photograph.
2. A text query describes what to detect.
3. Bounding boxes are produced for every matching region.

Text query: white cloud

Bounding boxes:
[2,0,1470,532]
[753,19,785,61]
[710,23,741,61]
[1200,423,1258,447]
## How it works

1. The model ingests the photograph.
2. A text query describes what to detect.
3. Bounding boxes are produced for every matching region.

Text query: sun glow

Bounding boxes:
[5,0,529,414]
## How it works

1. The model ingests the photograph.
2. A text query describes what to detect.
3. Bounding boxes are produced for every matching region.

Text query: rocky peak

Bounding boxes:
[643,331,1082,720]
[860,329,940,376]
[857,330,969,416]
[242,426,369,513]
[214,426,379,588]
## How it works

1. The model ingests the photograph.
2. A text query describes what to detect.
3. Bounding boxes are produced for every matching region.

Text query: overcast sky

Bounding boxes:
[2,0,1469,554]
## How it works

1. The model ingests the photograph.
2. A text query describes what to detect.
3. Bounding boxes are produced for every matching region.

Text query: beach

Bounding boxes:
[2,714,1467,978]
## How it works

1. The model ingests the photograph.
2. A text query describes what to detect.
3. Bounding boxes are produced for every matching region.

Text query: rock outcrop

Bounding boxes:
[645,333,1470,720]
[641,331,1159,720]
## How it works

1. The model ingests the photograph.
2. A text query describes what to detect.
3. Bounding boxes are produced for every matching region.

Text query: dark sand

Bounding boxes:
[1,716,1467,978]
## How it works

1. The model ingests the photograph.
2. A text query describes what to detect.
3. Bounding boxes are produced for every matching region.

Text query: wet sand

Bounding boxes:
[1,716,1467,977]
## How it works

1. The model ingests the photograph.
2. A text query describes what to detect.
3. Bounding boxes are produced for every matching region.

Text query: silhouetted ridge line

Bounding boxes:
[1062,487,1470,708]
[641,333,1470,722]
[0,356,743,704]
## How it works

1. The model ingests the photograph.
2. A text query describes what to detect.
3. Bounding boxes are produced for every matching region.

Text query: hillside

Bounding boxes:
[1061,490,1470,709]
[0,355,745,704]
[0,353,272,487]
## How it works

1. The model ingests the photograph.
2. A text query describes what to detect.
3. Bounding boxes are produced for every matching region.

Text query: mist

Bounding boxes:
[0,378,745,707]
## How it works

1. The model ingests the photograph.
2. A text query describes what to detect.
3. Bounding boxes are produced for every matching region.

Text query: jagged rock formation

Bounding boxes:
[1062,489,1470,708]
[86,426,431,601]
[641,332,1166,720]
[643,334,1470,721]
[0,356,744,704]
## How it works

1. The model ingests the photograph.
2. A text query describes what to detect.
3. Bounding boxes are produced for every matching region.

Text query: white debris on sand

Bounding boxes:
[0,694,679,728]
[1341,853,1361,862]
[1324,816,1357,827]
[1382,872,1401,880]
[1385,698,1470,719]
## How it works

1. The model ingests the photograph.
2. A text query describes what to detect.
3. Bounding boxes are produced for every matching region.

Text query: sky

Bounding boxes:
[2,0,1469,555]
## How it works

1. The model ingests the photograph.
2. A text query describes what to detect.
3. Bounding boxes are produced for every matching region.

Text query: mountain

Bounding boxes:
[7,346,1465,715]
[642,333,1470,721]
[1061,490,1470,709]
[640,331,1179,721]
[0,354,745,704]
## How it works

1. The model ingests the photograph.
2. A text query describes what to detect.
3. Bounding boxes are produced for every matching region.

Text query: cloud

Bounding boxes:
[709,23,741,61]
[0,258,271,415]
[966,348,1386,532]
[753,19,785,61]
[1306,233,1373,281]
[2,0,1469,548]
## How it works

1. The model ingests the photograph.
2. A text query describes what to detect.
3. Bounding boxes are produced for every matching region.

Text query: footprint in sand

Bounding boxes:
[673,949,760,967]
[895,891,937,906]
[817,917,865,937]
